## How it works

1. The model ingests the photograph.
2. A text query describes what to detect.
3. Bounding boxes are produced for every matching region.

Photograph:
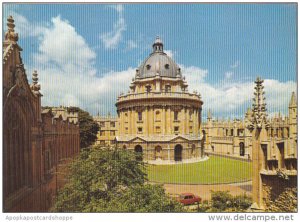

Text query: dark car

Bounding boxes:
[177,193,202,205]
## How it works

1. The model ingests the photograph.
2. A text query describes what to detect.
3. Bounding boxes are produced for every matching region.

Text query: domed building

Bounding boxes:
[116,37,204,162]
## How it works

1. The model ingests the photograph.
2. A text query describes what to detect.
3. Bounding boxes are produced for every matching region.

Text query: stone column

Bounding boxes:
[146,106,149,136]
[167,106,171,134]
[193,108,197,136]
[128,108,131,135]
[162,105,166,134]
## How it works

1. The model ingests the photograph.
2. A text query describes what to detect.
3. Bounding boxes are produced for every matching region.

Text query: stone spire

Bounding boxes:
[4,16,19,44]
[31,70,41,96]
[289,91,297,108]
[248,77,269,130]
[152,36,163,53]
[207,109,212,120]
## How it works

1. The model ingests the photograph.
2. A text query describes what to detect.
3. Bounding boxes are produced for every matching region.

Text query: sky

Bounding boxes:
[2,3,297,119]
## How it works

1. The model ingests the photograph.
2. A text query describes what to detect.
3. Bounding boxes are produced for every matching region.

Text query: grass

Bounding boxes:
[147,156,252,184]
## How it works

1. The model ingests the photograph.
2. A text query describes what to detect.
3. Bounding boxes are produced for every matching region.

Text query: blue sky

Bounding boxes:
[3,3,297,118]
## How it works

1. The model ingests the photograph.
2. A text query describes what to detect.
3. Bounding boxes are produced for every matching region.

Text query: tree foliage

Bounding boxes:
[52,146,183,212]
[68,107,99,148]
[208,191,252,212]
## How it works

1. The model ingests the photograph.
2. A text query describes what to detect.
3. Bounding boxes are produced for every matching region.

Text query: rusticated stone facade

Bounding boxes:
[3,16,80,212]
[115,37,204,162]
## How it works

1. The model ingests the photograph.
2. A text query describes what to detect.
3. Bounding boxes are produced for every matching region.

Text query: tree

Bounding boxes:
[206,190,252,212]
[52,146,183,212]
[68,107,99,148]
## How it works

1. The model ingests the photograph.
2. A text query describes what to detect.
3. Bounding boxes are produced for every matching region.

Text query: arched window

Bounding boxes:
[174,111,179,121]
[146,85,151,93]
[155,146,162,160]
[165,84,171,93]
[155,110,161,121]
[138,112,142,121]
[134,145,143,161]
[174,144,183,161]
[239,142,245,156]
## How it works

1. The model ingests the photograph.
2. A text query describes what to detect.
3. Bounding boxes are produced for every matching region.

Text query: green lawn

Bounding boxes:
[147,156,252,184]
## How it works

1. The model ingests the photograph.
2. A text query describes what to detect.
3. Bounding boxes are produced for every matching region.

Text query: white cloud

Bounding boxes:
[225,71,234,79]
[3,8,46,38]
[25,15,133,115]
[164,50,174,58]
[33,16,96,76]
[186,75,296,118]
[100,4,126,49]
[230,60,239,69]
[14,13,295,118]
[126,40,138,50]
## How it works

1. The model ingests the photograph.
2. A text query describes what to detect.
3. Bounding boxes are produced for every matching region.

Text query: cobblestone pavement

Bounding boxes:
[163,181,252,201]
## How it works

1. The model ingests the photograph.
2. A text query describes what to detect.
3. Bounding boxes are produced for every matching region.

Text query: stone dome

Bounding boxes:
[137,36,181,79]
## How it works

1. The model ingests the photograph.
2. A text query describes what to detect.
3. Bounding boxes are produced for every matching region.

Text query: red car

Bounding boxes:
[177,193,202,205]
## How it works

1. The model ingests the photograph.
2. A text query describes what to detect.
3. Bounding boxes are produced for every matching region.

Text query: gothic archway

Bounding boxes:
[174,144,183,161]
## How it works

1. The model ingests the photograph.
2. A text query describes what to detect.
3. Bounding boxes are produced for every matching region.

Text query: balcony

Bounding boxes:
[116,91,202,104]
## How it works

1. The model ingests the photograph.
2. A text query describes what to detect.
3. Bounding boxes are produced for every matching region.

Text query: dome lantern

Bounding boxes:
[152,36,163,53]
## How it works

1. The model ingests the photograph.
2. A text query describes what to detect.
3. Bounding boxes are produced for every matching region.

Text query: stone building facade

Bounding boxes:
[247,78,297,211]
[115,37,204,162]
[203,93,297,162]
[3,16,80,212]
[94,113,118,146]
[202,110,252,159]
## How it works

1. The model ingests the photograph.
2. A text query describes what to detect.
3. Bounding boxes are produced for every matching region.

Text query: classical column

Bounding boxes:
[162,105,166,134]
[193,108,197,136]
[132,108,136,135]
[167,106,171,134]
[129,108,132,135]
[149,106,154,134]
[146,106,149,136]
[181,108,185,134]
[120,111,124,135]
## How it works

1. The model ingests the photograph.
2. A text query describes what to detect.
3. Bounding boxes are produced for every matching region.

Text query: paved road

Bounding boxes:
[163,181,252,201]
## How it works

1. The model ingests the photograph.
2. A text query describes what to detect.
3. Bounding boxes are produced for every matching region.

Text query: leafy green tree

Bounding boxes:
[209,190,252,212]
[52,147,183,212]
[68,107,99,148]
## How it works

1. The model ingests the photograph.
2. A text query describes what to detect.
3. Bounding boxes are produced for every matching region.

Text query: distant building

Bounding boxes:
[202,111,252,159]
[115,37,204,162]
[203,93,297,163]
[3,16,80,212]
[248,78,297,211]
[93,113,118,146]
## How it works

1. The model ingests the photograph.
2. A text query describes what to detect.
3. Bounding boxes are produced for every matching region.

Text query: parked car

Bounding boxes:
[177,193,202,205]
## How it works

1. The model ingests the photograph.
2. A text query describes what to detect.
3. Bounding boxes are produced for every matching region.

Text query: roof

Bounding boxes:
[116,134,201,142]
[137,37,181,79]
[180,193,195,196]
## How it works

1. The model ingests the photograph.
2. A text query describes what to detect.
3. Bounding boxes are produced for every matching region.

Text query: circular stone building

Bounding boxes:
[116,37,204,162]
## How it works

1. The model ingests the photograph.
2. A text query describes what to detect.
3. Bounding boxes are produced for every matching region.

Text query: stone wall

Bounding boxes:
[262,175,297,212]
